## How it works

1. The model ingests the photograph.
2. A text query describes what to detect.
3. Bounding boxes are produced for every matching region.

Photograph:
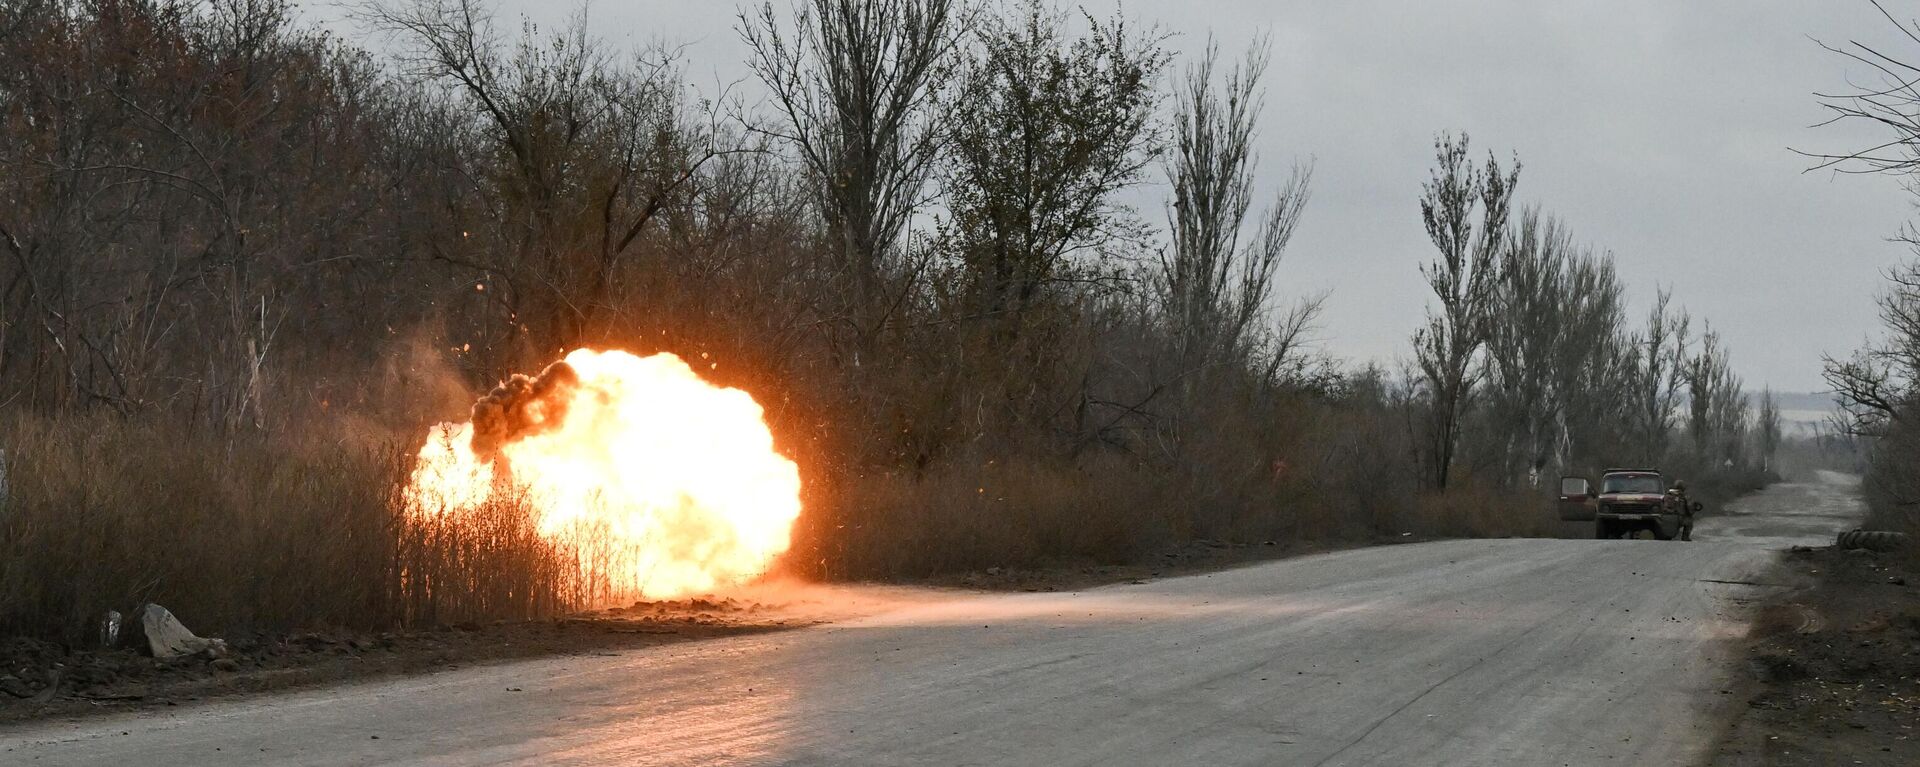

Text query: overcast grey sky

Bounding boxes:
[309,0,1919,392]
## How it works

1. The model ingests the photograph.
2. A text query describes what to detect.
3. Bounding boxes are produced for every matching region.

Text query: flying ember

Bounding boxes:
[405,348,802,599]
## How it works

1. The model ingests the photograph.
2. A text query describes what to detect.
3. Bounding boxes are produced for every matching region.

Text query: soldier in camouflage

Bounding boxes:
[1664,479,1695,542]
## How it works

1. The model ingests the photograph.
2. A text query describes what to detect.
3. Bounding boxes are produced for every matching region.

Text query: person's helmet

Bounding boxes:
[1672,480,1687,491]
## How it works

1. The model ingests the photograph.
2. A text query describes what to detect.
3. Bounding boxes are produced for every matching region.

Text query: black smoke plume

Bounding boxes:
[468,359,581,457]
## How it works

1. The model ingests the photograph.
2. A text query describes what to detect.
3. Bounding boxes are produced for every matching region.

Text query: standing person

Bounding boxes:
[1664,480,1696,541]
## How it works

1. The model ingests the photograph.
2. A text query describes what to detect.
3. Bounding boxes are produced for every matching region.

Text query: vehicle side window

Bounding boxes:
[1560,477,1588,496]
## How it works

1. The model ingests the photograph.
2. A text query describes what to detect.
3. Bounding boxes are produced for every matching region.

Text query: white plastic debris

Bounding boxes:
[136,604,228,660]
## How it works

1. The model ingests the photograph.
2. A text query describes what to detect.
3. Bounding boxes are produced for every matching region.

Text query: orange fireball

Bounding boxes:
[406,349,802,599]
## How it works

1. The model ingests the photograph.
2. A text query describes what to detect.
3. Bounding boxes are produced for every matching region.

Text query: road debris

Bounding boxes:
[134,604,228,661]
[1,596,791,722]
[1835,529,1911,553]
[1711,545,1920,766]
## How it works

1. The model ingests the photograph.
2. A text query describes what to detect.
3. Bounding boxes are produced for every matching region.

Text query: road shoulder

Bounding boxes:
[0,598,788,725]
[1709,546,1920,766]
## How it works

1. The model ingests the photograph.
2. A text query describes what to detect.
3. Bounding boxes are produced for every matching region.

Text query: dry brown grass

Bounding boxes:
[0,371,1569,643]
[0,413,596,644]
[1402,482,1560,539]
[790,451,1178,580]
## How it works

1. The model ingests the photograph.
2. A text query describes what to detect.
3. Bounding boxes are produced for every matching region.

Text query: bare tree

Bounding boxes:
[939,0,1168,318]
[1413,132,1519,489]
[1686,326,1749,468]
[1483,208,1568,485]
[1481,208,1636,485]
[739,0,962,340]
[359,0,732,355]
[1801,1,1920,176]
[0,0,390,422]
[1826,258,1920,435]
[1755,388,1783,472]
[1156,37,1316,384]
[1805,3,1920,461]
[1624,289,1691,464]
[1550,245,1631,472]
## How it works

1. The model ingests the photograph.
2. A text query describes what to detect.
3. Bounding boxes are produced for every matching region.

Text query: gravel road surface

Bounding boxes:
[1,473,1864,766]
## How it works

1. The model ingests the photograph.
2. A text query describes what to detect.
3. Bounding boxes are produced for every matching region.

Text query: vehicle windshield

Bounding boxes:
[1601,475,1663,494]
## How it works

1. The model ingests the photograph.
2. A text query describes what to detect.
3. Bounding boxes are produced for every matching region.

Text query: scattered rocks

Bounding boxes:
[1714,545,1920,765]
[1749,653,1807,683]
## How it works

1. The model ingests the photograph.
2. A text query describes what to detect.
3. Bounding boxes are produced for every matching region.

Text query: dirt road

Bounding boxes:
[1,473,1864,766]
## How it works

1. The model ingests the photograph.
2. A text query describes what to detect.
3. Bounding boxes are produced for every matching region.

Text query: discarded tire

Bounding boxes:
[1836,529,1911,552]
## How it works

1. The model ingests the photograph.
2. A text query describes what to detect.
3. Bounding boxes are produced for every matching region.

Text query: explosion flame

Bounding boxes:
[405,349,802,599]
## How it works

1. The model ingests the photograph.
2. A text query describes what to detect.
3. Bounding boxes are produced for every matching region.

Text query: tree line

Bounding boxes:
[1404,132,1775,499]
[0,0,1775,596]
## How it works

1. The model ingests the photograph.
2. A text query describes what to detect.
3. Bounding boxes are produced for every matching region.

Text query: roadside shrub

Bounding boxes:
[1404,481,1557,539]
[0,414,395,643]
[791,450,1175,580]
[0,413,596,643]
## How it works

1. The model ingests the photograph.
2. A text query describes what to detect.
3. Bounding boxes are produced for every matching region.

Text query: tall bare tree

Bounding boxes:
[0,0,389,423]
[1686,326,1749,468]
[1413,132,1519,489]
[1483,208,1633,485]
[359,0,725,357]
[1156,38,1315,384]
[1625,290,1691,464]
[1551,246,1631,472]
[739,0,962,341]
[1806,2,1920,439]
[1755,388,1782,472]
[1483,208,1568,485]
[1804,3,1920,534]
[938,0,1168,319]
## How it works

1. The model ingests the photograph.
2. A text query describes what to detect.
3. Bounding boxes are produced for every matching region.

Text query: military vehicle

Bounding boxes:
[1557,468,1699,540]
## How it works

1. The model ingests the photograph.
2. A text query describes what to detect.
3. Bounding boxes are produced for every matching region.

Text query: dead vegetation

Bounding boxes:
[0,413,610,644]
[0,0,1766,647]
[1809,4,1920,565]
[0,596,783,721]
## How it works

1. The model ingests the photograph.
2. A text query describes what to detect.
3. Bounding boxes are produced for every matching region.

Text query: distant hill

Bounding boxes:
[1766,391,1837,435]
